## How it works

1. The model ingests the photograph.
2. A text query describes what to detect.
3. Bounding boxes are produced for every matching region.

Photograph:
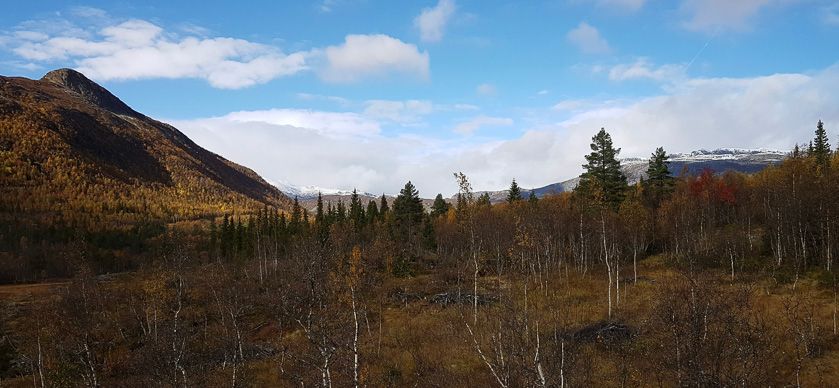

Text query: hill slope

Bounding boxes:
[0,69,290,225]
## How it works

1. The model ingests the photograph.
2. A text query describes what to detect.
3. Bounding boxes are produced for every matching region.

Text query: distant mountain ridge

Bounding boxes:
[276,148,787,205]
[0,68,290,224]
[477,148,787,203]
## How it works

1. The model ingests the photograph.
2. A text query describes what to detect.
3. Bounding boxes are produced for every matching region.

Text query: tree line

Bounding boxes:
[1,121,838,386]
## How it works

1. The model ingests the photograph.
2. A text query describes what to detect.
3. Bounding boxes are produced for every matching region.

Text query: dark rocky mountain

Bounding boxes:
[0,68,290,225]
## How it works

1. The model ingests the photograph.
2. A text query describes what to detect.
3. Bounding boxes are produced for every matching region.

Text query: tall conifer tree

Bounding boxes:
[507,179,523,204]
[577,128,628,209]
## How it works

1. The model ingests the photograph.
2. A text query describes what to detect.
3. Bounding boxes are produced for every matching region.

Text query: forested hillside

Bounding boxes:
[1,119,837,386]
[0,69,289,282]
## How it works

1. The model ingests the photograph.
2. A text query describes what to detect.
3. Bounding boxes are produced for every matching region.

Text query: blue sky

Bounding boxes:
[2,0,838,196]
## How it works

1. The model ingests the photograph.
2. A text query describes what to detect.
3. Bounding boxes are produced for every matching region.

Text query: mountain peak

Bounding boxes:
[41,68,138,117]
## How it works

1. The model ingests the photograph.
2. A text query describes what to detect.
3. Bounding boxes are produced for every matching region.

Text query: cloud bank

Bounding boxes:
[7,16,429,88]
[172,65,839,196]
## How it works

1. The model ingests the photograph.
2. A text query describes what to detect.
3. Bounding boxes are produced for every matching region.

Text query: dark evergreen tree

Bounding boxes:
[528,190,538,204]
[235,217,244,256]
[813,120,831,168]
[507,179,523,204]
[643,146,674,207]
[421,213,436,250]
[577,128,628,209]
[315,192,325,225]
[379,194,390,218]
[366,200,379,224]
[290,196,302,233]
[477,192,491,207]
[393,181,424,226]
[455,192,467,217]
[336,200,347,222]
[349,189,365,229]
[326,202,335,223]
[221,213,231,259]
[430,193,450,218]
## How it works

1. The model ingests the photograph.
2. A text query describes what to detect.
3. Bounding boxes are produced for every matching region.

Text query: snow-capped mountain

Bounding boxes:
[473,148,788,203]
[272,181,367,200]
[274,148,788,206]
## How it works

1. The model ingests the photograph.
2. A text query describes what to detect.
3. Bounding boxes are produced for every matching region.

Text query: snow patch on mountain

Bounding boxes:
[273,180,376,199]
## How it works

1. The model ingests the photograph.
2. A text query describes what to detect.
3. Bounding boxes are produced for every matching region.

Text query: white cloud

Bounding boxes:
[414,0,457,42]
[296,93,352,107]
[14,31,49,41]
[552,99,589,111]
[8,16,430,88]
[566,22,611,54]
[173,64,839,197]
[319,34,430,83]
[476,83,497,96]
[452,103,480,111]
[70,6,109,19]
[11,19,310,89]
[363,100,434,123]
[222,109,380,138]
[596,0,646,11]
[453,115,514,135]
[607,58,686,82]
[680,0,778,33]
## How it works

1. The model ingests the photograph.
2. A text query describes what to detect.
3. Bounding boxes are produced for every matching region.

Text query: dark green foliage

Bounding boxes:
[455,193,468,217]
[643,146,675,207]
[379,194,390,217]
[813,120,831,168]
[431,193,450,218]
[507,179,523,204]
[391,181,426,271]
[421,213,436,250]
[290,196,302,233]
[349,189,365,230]
[393,181,424,226]
[316,193,325,225]
[576,128,628,209]
[528,190,538,204]
[476,192,491,207]
[366,200,379,224]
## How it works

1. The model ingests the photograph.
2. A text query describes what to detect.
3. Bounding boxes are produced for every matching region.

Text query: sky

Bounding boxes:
[1,0,839,196]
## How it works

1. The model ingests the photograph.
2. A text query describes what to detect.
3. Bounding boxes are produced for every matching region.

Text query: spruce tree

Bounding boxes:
[366,200,379,224]
[290,196,302,233]
[336,200,346,222]
[507,179,523,204]
[394,181,424,225]
[221,214,231,258]
[477,192,491,207]
[577,128,628,209]
[455,192,467,216]
[813,120,831,168]
[528,190,538,204]
[315,192,325,225]
[316,193,328,243]
[392,181,425,275]
[349,189,365,228]
[379,194,390,217]
[643,146,674,207]
[430,193,450,218]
